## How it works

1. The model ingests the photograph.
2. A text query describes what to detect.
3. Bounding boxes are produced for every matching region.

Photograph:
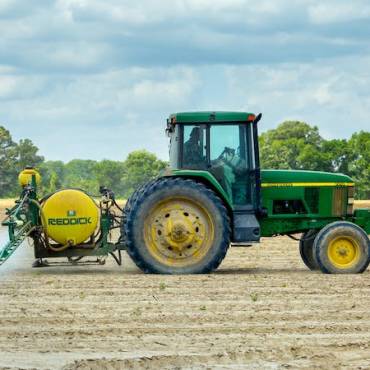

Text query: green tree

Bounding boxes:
[94,160,126,197]
[347,131,370,199]
[63,159,99,194]
[122,150,167,197]
[39,161,65,194]
[16,138,44,172]
[322,139,352,174]
[0,126,18,197]
[260,121,370,199]
[260,121,331,171]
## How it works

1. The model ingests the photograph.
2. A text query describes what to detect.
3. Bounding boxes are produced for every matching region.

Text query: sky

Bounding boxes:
[0,0,369,162]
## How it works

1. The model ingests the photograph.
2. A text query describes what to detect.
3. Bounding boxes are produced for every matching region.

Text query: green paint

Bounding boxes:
[260,217,341,237]
[47,217,93,226]
[163,111,369,242]
[169,111,255,124]
[261,169,353,184]
[163,108,368,241]
[164,169,233,209]
[354,209,370,234]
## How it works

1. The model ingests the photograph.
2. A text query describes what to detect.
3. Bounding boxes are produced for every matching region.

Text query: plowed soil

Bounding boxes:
[0,201,370,369]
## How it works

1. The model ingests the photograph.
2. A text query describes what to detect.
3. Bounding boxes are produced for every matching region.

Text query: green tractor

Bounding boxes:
[1,111,369,274]
[123,111,370,274]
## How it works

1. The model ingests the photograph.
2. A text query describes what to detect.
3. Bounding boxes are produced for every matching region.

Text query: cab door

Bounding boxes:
[208,123,260,242]
[208,124,254,207]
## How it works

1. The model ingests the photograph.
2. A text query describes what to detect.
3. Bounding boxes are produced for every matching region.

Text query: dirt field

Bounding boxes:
[0,201,370,369]
[0,199,15,219]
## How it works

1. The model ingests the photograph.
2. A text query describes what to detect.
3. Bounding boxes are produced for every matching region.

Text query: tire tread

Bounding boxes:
[123,177,231,274]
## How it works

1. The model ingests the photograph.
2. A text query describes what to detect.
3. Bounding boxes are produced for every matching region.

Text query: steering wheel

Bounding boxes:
[217,147,236,161]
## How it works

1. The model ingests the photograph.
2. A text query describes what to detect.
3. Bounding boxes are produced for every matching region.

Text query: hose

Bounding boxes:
[113,199,124,213]
[287,232,317,242]
[110,250,122,266]
[47,241,71,252]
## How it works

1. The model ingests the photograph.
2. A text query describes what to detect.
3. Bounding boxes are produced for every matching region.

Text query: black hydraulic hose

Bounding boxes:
[113,199,124,213]
[287,233,317,242]
[28,199,51,249]
[110,250,122,266]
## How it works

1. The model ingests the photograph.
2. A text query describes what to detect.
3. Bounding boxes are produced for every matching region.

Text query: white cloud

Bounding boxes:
[132,77,196,104]
[0,74,47,100]
[0,66,200,160]
[0,0,17,13]
[0,0,369,161]
[308,2,370,24]
[313,83,334,105]
[224,56,370,137]
[0,76,18,98]
[0,65,17,74]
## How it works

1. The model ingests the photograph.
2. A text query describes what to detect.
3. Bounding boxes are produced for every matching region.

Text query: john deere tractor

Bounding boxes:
[1,111,370,274]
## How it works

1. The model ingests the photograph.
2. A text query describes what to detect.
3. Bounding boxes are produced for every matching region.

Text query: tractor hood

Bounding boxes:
[261,169,354,186]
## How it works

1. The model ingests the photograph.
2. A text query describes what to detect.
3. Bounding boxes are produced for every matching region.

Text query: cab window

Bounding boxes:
[182,125,207,169]
[209,125,250,205]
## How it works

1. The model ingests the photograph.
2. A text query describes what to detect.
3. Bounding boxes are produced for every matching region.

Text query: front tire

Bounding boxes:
[299,229,319,271]
[124,177,231,274]
[314,221,370,274]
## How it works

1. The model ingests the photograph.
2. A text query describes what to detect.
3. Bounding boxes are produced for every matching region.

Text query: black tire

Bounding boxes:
[299,229,319,270]
[120,180,158,244]
[124,177,231,274]
[124,179,158,213]
[314,221,370,274]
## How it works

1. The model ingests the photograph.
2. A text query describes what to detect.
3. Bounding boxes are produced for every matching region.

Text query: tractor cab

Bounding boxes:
[166,111,262,242]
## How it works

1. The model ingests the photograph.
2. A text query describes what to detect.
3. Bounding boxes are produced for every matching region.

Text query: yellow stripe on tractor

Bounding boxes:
[261,182,355,188]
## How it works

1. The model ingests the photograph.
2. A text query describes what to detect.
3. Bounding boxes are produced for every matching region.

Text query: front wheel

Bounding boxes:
[124,177,231,274]
[299,229,319,271]
[314,221,370,274]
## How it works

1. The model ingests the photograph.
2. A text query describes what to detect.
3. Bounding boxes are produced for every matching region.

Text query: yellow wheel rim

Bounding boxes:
[143,197,215,268]
[328,236,361,269]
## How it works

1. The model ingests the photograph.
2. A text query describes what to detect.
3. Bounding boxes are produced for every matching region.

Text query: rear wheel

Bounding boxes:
[120,180,157,244]
[299,229,319,270]
[314,221,370,274]
[124,177,231,274]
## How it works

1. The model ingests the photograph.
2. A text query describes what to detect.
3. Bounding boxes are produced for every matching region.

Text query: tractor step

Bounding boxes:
[232,211,260,242]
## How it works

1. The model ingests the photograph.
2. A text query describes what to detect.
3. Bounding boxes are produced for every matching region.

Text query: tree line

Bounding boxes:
[0,122,369,199]
[259,122,369,199]
[0,126,167,198]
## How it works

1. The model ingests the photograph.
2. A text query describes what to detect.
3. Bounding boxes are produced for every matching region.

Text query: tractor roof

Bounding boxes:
[168,111,256,124]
